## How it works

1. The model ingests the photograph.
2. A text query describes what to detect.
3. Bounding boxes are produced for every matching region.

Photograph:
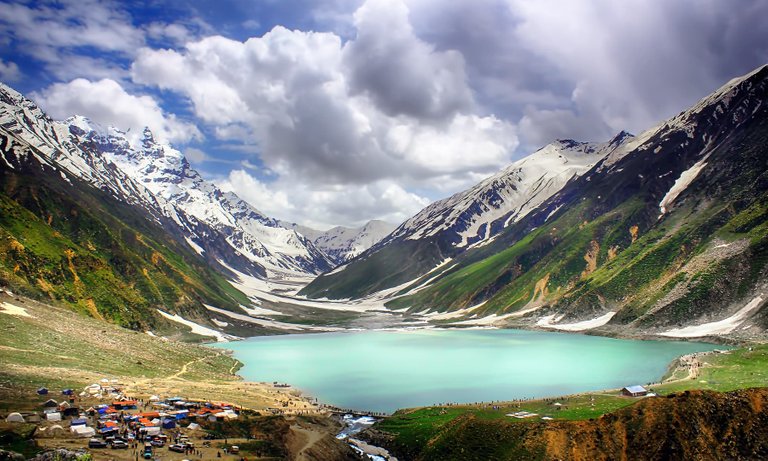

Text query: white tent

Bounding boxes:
[70,425,96,438]
[5,412,24,423]
[141,426,161,436]
[187,423,200,431]
[46,412,62,421]
[149,395,160,401]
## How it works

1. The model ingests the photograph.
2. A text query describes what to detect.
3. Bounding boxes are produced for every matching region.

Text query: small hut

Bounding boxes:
[621,385,648,397]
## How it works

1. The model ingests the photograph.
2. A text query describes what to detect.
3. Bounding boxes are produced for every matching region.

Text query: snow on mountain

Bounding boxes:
[0,84,165,220]
[0,82,333,279]
[89,127,334,277]
[383,131,634,250]
[283,220,395,265]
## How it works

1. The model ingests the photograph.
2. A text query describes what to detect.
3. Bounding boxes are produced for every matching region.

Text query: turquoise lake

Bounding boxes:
[212,329,722,413]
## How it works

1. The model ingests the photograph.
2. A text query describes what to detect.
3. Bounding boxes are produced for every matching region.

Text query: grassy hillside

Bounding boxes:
[385,90,768,334]
[0,133,250,331]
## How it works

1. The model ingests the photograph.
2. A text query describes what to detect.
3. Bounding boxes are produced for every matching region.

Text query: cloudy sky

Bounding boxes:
[1,0,767,229]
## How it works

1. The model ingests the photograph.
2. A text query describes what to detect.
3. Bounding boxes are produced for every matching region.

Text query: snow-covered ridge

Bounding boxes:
[382,132,633,249]
[0,82,333,279]
[283,219,395,265]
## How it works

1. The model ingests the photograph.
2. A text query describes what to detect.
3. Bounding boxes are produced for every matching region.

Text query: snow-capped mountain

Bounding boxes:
[300,131,633,299]
[0,84,165,220]
[282,220,395,265]
[0,83,334,280]
[384,132,634,250]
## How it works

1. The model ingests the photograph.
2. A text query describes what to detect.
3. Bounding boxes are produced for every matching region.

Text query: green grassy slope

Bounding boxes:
[0,137,250,331]
[386,95,768,332]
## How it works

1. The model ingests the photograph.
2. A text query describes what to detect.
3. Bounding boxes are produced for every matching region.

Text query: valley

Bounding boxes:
[1,58,767,460]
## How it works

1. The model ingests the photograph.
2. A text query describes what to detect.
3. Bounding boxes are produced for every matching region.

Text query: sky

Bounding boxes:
[1,0,767,230]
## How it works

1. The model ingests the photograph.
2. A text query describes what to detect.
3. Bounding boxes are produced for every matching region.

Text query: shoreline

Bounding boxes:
[207,327,735,418]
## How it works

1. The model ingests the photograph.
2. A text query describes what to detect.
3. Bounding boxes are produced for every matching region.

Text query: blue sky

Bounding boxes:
[1,0,767,229]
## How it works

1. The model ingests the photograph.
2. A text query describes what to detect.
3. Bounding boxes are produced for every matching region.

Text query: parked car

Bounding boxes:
[88,439,107,448]
[230,446,239,454]
[169,444,186,453]
[150,439,165,447]
[111,440,129,449]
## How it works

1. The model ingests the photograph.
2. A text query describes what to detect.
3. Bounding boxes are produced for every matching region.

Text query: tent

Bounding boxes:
[149,395,160,402]
[71,417,88,426]
[61,389,74,396]
[187,423,200,431]
[5,412,25,423]
[40,425,65,438]
[140,426,161,436]
[59,401,71,409]
[162,419,176,429]
[86,384,101,394]
[43,399,58,408]
[37,388,49,395]
[71,425,96,438]
[46,412,62,422]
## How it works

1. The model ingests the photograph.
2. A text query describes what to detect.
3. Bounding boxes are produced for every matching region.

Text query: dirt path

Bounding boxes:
[169,355,208,380]
[290,425,327,461]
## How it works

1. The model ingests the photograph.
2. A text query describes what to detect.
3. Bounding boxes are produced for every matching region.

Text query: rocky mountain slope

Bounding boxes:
[0,83,333,282]
[300,129,633,299]
[0,91,250,330]
[383,64,768,339]
[303,64,768,340]
[284,220,395,265]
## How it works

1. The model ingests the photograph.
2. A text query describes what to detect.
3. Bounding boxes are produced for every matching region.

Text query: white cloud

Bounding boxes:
[0,59,21,82]
[0,0,144,79]
[219,169,430,229]
[343,0,473,120]
[507,0,768,143]
[32,78,201,145]
[131,5,516,190]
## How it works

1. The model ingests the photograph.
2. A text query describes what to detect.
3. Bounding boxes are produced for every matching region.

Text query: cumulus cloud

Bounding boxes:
[343,0,473,120]
[33,78,201,145]
[506,0,768,145]
[219,169,430,229]
[131,6,517,190]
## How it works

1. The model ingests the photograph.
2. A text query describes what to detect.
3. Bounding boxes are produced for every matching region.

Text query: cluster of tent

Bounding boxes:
[5,386,240,442]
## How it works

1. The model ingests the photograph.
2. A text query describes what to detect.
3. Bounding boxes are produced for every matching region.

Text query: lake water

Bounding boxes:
[212,329,722,413]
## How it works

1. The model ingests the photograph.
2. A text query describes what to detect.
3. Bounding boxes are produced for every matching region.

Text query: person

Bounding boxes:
[217,451,221,458]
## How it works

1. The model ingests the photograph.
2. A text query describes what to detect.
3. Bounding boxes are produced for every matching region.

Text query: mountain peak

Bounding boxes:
[609,130,634,145]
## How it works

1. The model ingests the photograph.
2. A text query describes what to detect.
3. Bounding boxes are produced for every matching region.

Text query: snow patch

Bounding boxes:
[156,309,233,342]
[0,302,33,318]
[537,311,616,331]
[659,295,764,338]
[184,237,205,255]
[211,318,229,327]
[204,304,342,332]
[238,304,283,317]
[659,153,711,215]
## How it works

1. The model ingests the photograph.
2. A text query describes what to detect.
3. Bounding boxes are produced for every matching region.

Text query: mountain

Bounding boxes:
[0,83,251,332]
[300,130,634,299]
[379,64,768,338]
[82,122,334,278]
[0,83,334,284]
[283,220,395,265]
